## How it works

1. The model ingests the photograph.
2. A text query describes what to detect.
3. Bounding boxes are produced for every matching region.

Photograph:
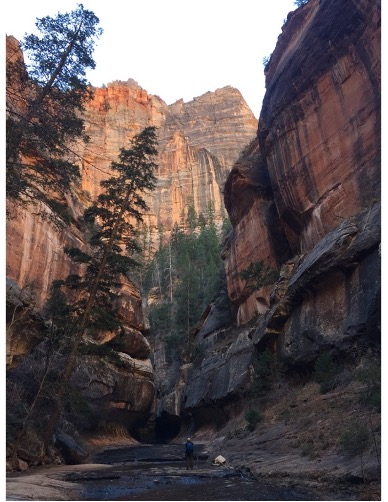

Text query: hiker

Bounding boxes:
[185,437,194,469]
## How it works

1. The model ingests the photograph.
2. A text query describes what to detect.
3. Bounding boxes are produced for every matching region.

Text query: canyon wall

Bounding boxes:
[6,32,258,446]
[154,0,380,440]
[74,81,257,241]
[6,0,380,449]
[222,0,380,362]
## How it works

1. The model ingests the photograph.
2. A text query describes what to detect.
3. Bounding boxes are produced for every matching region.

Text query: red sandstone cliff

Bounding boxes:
[6,32,258,449]
[5,38,154,432]
[74,80,257,239]
[223,0,380,337]
[6,33,257,312]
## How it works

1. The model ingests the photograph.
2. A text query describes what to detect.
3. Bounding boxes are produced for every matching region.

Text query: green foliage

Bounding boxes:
[313,352,339,394]
[237,261,279,292]
[149,302,173,336]
[106,330,127,352]
[64,247,91,263]
[186,197,198,232]
[79,342,125,367]
[165,332,183,361]
[221,217,232,236]
[301,440,316,459]
[245,408,263,431]
[64,387,92,419]
[6,4,102,202]
[191,344,206,363]
[45,283,74,322]
[22,6,102,92]
[251,349,275,397]
[6,399,25,443]
[146,214,227,361]
[57,126,158,337]
[9,128,158,451]
[42,197,73,225]
[355,360,381,410]
[339,422,371,457]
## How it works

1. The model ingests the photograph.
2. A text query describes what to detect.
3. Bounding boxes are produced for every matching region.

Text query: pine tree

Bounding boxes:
[146,215,226,359]
[6,4,102,202]
[41,126,158,448]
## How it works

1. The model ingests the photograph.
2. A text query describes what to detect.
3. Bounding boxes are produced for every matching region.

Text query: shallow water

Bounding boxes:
[79,444,325,501]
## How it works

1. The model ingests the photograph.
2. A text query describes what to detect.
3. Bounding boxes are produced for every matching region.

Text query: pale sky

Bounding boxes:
[4,0,297,117]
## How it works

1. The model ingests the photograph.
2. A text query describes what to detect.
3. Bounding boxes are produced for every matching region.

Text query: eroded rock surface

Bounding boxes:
[223,0,380,333]
[75,81,257,241]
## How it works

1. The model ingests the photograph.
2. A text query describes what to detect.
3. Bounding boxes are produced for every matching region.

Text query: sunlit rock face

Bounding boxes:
[5,39,153,432]
[75,81,257,238]
[223,0,380,356]
[223,138,292,324]
[260,0,380,254]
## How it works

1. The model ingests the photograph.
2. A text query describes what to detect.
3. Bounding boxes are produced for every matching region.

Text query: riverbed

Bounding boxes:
[6,443,367,501]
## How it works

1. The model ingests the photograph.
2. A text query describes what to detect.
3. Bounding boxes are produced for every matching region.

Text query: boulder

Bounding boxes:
[55,431,89,465]
[214,455,227,465]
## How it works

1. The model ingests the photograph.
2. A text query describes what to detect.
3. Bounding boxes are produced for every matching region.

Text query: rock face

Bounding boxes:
[154,0,380,451]
[6,0,380,456]
[154,326,254,435]
[75,81,257,241]
[223,0,381,343]
[252,204,380,365]
[260,0,380,254]
[151,0,381,443]
[71,354,155,427]
[6,34,258,447]
[5,39,154,440]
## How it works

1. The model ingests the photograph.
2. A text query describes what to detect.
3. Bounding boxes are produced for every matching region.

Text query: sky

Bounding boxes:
[4,0,297,118]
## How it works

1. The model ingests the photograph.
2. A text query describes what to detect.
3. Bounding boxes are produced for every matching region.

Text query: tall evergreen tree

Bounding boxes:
[146,215,226,359]
[41,126,158,448]
[6,4,102,202]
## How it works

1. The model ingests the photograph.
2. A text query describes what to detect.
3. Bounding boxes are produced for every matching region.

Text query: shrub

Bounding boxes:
[313,352,339,393]
[251,349,285,398]
[191,344,205,363]
[339,421,371,480]
[355,361,381,410]
[237,261,279,292]
[165,331,182,361]
[339,422,371,457]
[106,330,127,352]
[43,197,72,225]
[245,408,263,431]
[79,342,124,367]
[301,440,315,459]
[149,303,173,335]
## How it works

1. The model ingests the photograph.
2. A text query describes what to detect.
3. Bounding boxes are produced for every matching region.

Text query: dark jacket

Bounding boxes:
[185,441,194,455]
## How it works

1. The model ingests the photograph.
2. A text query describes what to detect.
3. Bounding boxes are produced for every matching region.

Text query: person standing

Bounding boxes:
[185,437,194,469]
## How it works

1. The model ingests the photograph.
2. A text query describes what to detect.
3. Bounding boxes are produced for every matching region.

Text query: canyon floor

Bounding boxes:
[6,381,381,501]
[5,445,379,501]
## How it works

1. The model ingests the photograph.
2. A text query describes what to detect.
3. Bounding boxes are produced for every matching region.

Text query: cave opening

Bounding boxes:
[130,412,183,444]
[154,413,182,443]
